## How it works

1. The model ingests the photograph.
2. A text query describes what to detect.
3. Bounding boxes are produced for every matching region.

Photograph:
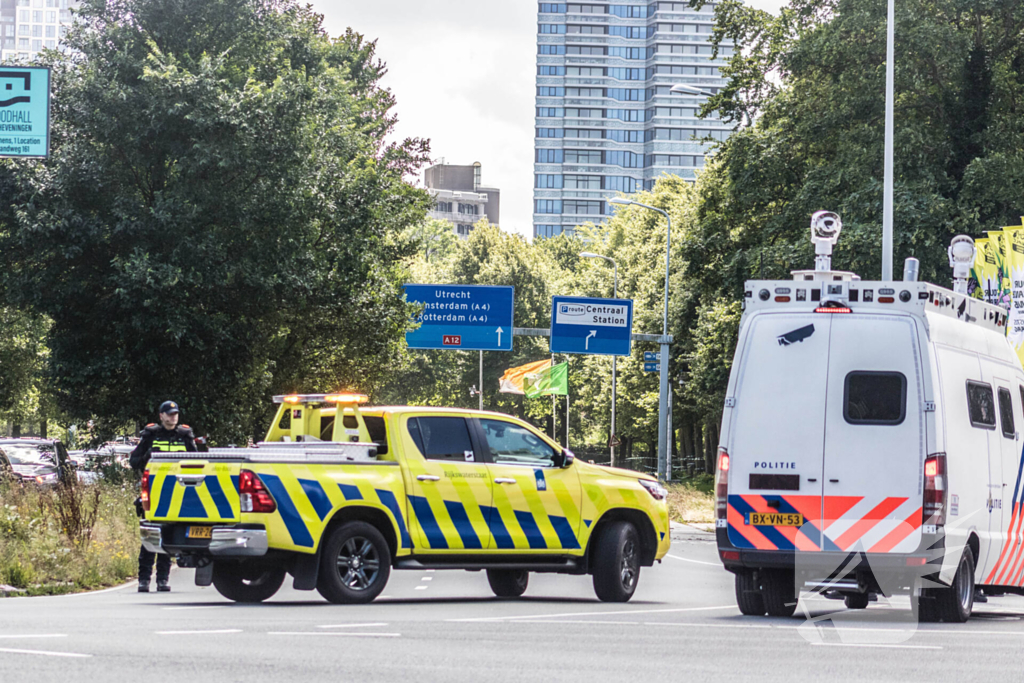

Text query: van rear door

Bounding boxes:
[820,314,924,554]
[726,314,831,551]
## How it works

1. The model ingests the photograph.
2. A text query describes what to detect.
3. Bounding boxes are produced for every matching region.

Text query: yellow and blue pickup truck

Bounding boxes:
[139,394,670,604]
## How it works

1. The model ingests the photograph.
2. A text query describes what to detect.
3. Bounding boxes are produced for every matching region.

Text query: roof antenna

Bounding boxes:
[810,211,842,272]
[948,235,975,295]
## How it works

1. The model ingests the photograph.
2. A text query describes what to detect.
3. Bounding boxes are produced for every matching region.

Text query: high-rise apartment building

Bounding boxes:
[533,1,733,238]
[0,0,78,64]
[425,162,501,239]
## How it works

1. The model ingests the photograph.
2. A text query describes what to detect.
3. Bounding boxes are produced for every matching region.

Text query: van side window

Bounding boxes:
[997,388,1014,439]
[843,372,906,425]
[966,381,996,429]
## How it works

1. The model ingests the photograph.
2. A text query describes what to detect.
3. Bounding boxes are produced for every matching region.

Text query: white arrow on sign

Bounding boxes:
[496,327,504,346]
[585,330,597,350]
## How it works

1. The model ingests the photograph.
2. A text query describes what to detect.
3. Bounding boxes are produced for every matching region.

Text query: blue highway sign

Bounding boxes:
[643,351,660,362]
[550,296,633,356]
[405,284,514,351]
[0,67,51,158]
[643,362,660,373]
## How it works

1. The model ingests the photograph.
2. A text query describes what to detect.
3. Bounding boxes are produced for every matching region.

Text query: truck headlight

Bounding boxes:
[639,478,667,500]
[35,472,59,483]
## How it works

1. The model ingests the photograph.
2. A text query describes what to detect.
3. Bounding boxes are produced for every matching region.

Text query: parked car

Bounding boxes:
[0,438,74,486]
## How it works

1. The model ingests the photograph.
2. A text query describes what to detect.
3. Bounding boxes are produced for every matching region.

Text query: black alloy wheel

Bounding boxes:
[317,521,391,604]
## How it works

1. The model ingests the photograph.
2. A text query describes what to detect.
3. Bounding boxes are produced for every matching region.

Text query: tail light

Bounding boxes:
[923,453,946,525]
[715,448,730,521]
[141,470,151,512]
[239,469,276,513]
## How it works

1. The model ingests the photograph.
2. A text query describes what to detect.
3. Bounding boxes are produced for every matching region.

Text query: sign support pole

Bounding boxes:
[478,350,484,411]
[566,390,570,450]
[551,353,556,440]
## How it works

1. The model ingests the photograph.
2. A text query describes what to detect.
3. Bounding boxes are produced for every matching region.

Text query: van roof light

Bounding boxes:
[273,393,369,405]
[948,235,975,294]
[815,301,852,313]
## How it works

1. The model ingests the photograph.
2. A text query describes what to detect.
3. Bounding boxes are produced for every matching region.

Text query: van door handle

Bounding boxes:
[494,478,516,484]
[416,475,440,482]
[829,479,839,483]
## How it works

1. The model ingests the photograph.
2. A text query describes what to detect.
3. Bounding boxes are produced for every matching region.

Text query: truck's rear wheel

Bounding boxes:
[761,568,798,617]
[735,571,766,616]
[931,546,975,623]
[486,569,529,598]
[211,562,286,603]
[316,521,391,604]
[592,521,641,602]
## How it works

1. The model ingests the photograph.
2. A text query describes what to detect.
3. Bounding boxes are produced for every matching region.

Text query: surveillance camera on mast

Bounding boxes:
[948,235,976,295]
[810,211,843,272]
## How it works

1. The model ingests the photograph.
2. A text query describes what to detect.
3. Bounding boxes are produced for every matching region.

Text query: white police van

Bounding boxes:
[715,213,1024,622]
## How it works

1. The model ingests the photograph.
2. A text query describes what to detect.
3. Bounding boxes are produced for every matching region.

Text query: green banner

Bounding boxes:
[525,362,568,398]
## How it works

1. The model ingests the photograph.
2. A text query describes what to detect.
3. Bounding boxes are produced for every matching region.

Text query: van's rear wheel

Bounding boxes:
[592,521,641,602]
[316,521,391,604]
[844,592,869,610]
[211,562,285,603]
[931,546,975,623]
[761,568,798,617]
[735,571,766,616]
[487,569,529,598]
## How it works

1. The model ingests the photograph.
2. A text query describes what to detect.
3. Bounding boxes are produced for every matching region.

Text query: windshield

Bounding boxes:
[1,445,56,465]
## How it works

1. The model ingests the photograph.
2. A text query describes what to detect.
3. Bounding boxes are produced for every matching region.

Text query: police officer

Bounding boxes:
[130,400,196,593]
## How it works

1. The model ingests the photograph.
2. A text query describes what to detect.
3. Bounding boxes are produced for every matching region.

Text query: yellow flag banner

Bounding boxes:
[1004,227,1024,363]
[498,359,552,395]
[970,237,989,300]
[987,230,1011,308]
[979,236,1002,306]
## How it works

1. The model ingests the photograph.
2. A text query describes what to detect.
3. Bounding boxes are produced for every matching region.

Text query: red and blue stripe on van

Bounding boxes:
[986,446,1024,587]
[727,494,923,554]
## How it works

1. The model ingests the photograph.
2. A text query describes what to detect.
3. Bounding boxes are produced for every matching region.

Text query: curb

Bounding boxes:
[671,520,714,534]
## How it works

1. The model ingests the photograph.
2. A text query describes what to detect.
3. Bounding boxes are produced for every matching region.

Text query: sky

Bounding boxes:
[317,1,788,239]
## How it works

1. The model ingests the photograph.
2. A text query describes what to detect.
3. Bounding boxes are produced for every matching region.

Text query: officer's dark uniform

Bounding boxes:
[130,402,196,592]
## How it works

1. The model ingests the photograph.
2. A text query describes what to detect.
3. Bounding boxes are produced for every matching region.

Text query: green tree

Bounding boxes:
[0,0,430,440]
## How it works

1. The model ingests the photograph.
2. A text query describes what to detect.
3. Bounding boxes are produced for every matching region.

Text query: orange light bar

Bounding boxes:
[284,395,301,404]
[325,393,369,404]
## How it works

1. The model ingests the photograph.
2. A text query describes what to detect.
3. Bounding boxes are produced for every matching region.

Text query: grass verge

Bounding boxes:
[0,479,139,596]
[666,473,715,525]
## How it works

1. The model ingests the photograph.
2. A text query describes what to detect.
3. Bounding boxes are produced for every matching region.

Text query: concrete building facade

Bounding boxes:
[0,0,78,63]
[533,1,733,238]
[424,162,501,239]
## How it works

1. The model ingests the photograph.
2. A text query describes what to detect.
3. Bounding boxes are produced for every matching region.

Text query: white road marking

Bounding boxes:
[3,581,138,600]
[162,606,225,611]
[415,585,429,590]
[0,635,67,640]
[0,647,92,658]
[421,577,433,581]
[425,569,436,572]
[317,623,389,629]
[810,643,942,650]
[448,605,735,622]
[666,554,721,567]
[646,622,780,630]
[496,620,641,626]
[155,629,242,635]
[268,632,400,638]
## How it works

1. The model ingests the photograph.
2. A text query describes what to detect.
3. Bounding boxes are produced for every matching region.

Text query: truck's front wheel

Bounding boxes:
[487,569,529,598]
[592,521,641,602]
[212,562,286,603]
[317,521,391,604]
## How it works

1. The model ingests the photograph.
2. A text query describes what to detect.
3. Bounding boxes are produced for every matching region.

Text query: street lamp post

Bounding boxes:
[580,251,619,467]
[609,197,672,481]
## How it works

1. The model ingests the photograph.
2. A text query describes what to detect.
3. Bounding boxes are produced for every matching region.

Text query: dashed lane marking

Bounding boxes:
[268,632,400,638]
[155,630,243,635]
[0,647,92,658]
[162,606,225,611]
[447,605,735,622]
[810,643,942,650]
[317,623,389,629]
[0,635,67,639]
[415,585,429,591]
[666,554,721,567]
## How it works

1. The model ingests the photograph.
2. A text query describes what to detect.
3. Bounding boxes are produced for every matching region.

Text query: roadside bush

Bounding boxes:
[0,481,138,594]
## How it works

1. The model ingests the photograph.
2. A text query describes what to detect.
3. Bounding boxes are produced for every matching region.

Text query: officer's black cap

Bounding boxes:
[159,400,180,415]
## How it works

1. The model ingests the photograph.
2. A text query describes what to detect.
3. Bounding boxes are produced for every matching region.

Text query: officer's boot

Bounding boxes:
[138,576,151,592]
[156,554,172,592]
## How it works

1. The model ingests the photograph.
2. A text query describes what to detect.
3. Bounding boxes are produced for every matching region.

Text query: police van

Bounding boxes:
[715,213,1024,622]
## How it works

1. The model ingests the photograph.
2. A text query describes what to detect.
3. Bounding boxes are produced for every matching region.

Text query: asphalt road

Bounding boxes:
[2,525,1022,683]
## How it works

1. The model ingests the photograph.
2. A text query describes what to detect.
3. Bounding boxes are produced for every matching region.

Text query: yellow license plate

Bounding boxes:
[187,526,212,539]
[748,513,804,527]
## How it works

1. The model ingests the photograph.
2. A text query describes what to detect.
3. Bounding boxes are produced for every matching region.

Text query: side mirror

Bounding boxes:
[554,448,575,469]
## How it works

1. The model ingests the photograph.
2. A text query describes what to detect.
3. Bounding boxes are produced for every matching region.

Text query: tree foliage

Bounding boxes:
[0,0,430,439]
